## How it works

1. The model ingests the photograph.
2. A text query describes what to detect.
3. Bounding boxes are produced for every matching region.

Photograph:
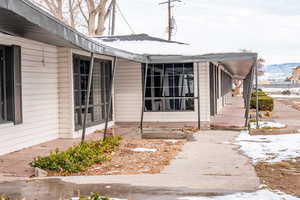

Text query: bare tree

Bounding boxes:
[79,0,113,35]
[31,0,113,35]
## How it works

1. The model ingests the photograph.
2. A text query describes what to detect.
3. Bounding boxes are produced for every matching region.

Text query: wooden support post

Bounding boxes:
[255,62,259,128]
[140,63,149,135]
[197,63,201,129]
[81,52,94,143]
[244,63,255,127]
[104,57,117,139]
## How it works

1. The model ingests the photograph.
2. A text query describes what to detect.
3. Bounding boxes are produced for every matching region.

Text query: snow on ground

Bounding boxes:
[269,94,300,98]
[131,148,157,152]
[262,87,300,93]
[178,189,300,200]
[235,130,300,163]
[249,121,286,129]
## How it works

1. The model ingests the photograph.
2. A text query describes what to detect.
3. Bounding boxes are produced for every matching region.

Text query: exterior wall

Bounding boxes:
[0,33,59,155]
[114,59,211,126]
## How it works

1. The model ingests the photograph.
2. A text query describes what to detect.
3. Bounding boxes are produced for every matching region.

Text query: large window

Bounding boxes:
[143,63,195,112]
[73,55,112,130]
[0,45,22,124]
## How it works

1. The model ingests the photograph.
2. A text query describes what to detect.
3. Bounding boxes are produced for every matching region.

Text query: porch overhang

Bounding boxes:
[147,53,257,79]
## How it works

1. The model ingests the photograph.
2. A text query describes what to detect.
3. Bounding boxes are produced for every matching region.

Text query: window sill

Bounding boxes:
[0,121,14,128]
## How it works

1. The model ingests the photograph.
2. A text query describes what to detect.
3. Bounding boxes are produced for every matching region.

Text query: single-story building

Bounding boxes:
[0,0,256,155]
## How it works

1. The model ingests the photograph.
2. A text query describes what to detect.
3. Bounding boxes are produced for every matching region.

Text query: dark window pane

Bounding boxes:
[154,87,163,97]
[154,76,162,88]
[74,75,80,90]
[163,87,174,97]
[145,100,152,111]
[145,87,152,97]
[153,64,163,76]
[174,64,184,75]
[164,99,175,111]
[184,63,194,74]
[164,64,174,77]
[185,99,195,111]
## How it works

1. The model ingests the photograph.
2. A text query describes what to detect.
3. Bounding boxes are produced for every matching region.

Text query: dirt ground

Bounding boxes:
[276,98,300,111]
[255,158,300,197]
[48,138,186,176]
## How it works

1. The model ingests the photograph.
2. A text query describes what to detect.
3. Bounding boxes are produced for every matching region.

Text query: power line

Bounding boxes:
[116,2,135,34]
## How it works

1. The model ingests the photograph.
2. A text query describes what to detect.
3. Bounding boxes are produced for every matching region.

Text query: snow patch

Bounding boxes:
[269,94,300,98]
[249,121,286,129]
[235,130,300,163]
[131,148,157,152]
[177,189,300,200]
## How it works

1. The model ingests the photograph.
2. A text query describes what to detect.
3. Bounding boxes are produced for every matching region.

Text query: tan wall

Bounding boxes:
[113,59,211,124]
[292,67,300,84]
[0,33,59,155]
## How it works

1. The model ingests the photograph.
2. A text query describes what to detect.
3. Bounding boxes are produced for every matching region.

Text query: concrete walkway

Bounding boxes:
[57,130,259,192]
[273,98,300,131]
[211,96,246,130]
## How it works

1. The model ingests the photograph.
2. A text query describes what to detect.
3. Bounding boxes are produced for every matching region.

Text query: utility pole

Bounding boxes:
[159,0,181,41]
[108,0,117,36]
[111,0,116,35]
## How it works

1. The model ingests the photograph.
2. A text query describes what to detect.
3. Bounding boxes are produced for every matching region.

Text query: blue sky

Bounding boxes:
[115,0,300,65]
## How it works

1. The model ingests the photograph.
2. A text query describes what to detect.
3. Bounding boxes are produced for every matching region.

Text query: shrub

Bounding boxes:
[281,90,291,95]
[251,90,267,97]
[31,136,122,173]
[250,96,274,111]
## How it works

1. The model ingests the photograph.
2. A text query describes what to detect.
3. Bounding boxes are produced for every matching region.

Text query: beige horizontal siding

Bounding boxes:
[0,33,59,155]
[114,60,211,123]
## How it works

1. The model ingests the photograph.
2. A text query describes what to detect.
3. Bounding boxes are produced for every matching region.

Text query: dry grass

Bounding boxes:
[255,158,300,197]
[48,139,186,176]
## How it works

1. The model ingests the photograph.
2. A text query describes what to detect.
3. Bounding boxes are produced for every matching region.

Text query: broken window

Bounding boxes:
[143,63,195,112]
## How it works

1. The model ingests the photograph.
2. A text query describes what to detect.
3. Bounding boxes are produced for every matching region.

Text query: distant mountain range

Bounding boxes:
[261,63,300,81]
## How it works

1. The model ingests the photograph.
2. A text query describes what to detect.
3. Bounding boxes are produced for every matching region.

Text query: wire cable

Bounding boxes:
[116,2,135,34]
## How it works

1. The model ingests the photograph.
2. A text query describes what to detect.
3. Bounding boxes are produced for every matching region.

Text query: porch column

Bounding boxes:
[140,63,149,134]
[197,63,201,129]
[81,52,95,142]
[244,61,256,127]
[104,57,118,138]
